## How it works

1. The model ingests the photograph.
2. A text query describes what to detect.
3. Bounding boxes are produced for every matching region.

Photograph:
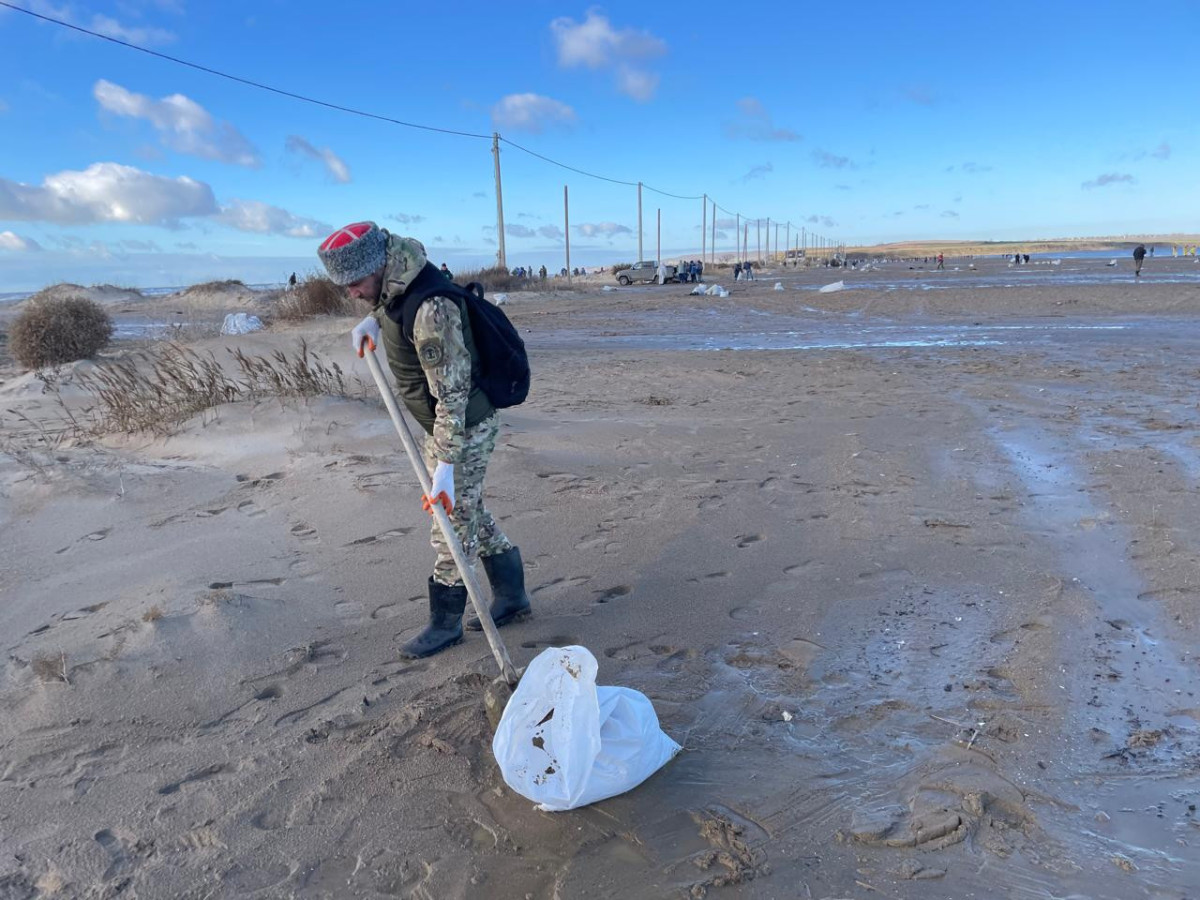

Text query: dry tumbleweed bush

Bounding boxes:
[10,295,114,369]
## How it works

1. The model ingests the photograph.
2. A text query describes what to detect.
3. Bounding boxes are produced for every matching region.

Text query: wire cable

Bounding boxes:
[2,0,831,241]
[0,1,493,140]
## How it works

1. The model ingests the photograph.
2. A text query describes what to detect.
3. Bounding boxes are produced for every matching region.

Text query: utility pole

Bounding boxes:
[702,194,707,265]
[492,133,506,270]
[743,221,749,260]
[656,208,662,282]
[775,223,780,263]
[564,184,571,284]
[765,218,770,263]
[735,213,741,261]
[785,222,790,264]
[637,182,643,262]
[711,206,716,266]
[756,219,761,264]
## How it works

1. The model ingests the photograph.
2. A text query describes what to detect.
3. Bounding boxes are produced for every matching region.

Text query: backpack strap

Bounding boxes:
[387,263,475,343]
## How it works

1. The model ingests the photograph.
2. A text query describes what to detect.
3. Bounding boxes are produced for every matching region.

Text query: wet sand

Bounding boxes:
[1,256,1198,898]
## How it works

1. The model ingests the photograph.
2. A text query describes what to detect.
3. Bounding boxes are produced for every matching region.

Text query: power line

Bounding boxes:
[0,0,493,140]
[1,0,834,245]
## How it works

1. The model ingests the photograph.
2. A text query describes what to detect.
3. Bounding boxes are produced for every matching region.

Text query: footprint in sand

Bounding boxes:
[157,762,231,796]
[61,602,108,622]
[531,575,592,597]
[345,527,413,547]
[593,585,632,604]
[94,828,142,883]
[521,634,580,650]
[290,522,319,544]
[237,499,266,517]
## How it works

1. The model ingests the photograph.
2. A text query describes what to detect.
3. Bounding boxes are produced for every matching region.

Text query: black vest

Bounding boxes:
[383,262,494,434]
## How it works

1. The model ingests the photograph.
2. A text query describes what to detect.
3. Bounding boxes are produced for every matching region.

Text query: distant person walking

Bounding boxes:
[1133,243,1147,277]
[936,253,945,270]
[440,262,453,280]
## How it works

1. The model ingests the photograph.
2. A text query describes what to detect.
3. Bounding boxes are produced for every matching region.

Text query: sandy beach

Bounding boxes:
[2,255,1199,899]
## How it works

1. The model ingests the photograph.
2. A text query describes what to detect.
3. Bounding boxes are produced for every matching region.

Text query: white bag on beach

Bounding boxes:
[492,646,681,811]
[818,280,846,293]
[220,313,263,335]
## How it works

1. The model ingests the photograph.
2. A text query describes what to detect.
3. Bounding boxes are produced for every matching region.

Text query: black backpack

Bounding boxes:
[388,264,530,408]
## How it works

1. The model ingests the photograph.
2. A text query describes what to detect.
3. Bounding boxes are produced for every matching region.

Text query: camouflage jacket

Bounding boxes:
[372,234,492,461]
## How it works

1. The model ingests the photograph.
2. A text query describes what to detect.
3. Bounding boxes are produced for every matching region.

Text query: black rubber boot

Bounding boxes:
[466,546,532,631]
[400,578,466,659]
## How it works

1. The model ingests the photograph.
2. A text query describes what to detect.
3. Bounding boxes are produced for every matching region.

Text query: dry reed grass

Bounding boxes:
[75,340,361,436]
[272,273,354,319]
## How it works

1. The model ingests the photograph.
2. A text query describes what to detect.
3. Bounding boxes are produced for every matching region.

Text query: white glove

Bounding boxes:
[351,315,381,358]
[422,460,455,514]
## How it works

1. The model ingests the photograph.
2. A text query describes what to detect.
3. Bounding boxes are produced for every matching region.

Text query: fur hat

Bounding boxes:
[317,221,387,285]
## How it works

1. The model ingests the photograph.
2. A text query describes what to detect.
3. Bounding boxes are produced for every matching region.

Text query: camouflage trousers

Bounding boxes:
[423,413,513,586]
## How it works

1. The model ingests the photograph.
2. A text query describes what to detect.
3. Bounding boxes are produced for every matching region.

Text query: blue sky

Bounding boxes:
[1,0,1196,290]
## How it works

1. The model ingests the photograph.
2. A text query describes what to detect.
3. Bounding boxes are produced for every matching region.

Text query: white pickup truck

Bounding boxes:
[615,260,678,285]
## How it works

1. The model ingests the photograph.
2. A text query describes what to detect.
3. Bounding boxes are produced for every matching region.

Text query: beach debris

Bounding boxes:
[773,282,785,291]
[1106,259,1118,267]
[704,284,729,298]
[689,283,708,295]
[220,312,263,335]
[818,280,846,293]
[603,284,617,291]
[1051,259,1062,266]
[492,292,508,306]
[493,645,680,811]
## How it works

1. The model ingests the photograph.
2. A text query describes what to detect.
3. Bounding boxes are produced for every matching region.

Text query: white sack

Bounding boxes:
[493,646,681,812]
[818,280,846,293]
[773,282,784,291]
[220,313,263,335]
[689,283,708,295]
[492,293,508,306]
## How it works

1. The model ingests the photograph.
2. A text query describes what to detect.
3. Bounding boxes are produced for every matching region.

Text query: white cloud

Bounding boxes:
[21,1,178,45]
[0,162,217,224]
[491,93,577,133]
[216,199,330,238]
[812,149,856,169]
[550,11,666,102]
[576,222,632,238]
[505,223,537,238]
[615,66,658,103]
[0,231,42,251]
[1082,172,1135,190]
[726,97,801,142]
[538,225,564,241]
[94,80,260,167]
[90,13,176,44]
[285,135,350,183]
[388,212,426,225]
[740,162,773,182]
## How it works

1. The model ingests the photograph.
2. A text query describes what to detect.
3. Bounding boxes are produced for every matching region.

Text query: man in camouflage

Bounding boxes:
[318,222,532,659]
